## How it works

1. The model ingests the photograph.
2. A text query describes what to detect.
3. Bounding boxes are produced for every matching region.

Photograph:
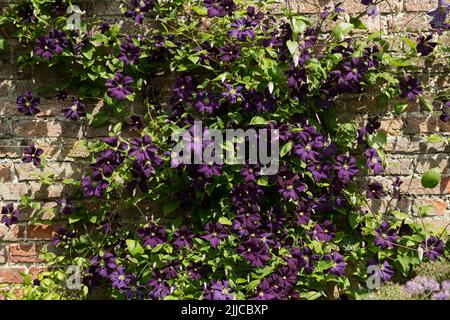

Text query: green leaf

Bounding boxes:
[81,46,95,60]
[249,116,268,125]
[421,168,441,189]
[0,37,4,50]
[291,17,307,34]
[389,57,411,67]
[218,217,232,226]
[126,239,145,256]
[418,205,433,217]
[257,176,269,186]
[350,17,367,30]
[301,291,322,300]
[428,134,444,143]
[332,22,354,40]
[90,110,109,127]
[394,103,408,115]
[420,96,434,112]
[191,5,207,15]
[280,142,293,157]
[162,200,180,215]
[286,40,299,56]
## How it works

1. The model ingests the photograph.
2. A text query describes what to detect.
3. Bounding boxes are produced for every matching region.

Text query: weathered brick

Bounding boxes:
[27,182,75,200]
[0,183,28,200]
[412,197,449,216]
[9,244,44,263]
[15,162,85,181]
[0,163,13,182]
[0,267,25,284]
[0,246,6,264]
[0,224,20,242]
[12,120,84,138]
[404,0,436,12]
[23,224,57,240]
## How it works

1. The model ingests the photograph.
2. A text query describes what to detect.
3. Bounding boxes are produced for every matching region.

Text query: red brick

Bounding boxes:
[413,198,449,216]
[9,244,44,263]
[23,224,57,240]
[0,267,25,284]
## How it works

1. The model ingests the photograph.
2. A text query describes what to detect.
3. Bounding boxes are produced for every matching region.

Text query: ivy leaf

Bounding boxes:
[421,168,441,189]
[332,22,354,40]
[126,239,145,257]
[0,37,5,50]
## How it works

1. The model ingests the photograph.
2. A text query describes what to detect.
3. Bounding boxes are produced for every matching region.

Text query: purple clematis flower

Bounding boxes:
[417,35,437,56]
[18,3,37,23]
[324,251,346,276]
[421,235,445,261]
[201,222,229,248]
[51,226,76,246]
[124,0,155,24]
[374,221,397,249]
[90,252,117,277]
[56,198,74,215]
[203,0,236,18]
[81,176,109,198]
[118,38,142,65]
[106,72,134,100]
[309,221,336,242]
[172,225,195,250]
[1,203,20,227]
[148,269,172,300]
[22,144,44,167]
[440,101,450,122]
[307,161,331,182]
[237,238,270,267]
[366,182,385,199]
[62,98,86,121]
[222,82,243,104]
[203,280,235,300]
[276,167,307,201]
[427,0,450,27]
[368,258,395,282]
[137,223,167,248]
[128,135,160,162]
[365,148,383,175]
[219,43,242,62]
[16,91,41,115]
[187,261,206,281]
[399,76,422,101]
[334,155,359,184]
[227,18,255,41]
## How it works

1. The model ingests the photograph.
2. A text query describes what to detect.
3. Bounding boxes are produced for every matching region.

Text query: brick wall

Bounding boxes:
[0,0,449,292]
